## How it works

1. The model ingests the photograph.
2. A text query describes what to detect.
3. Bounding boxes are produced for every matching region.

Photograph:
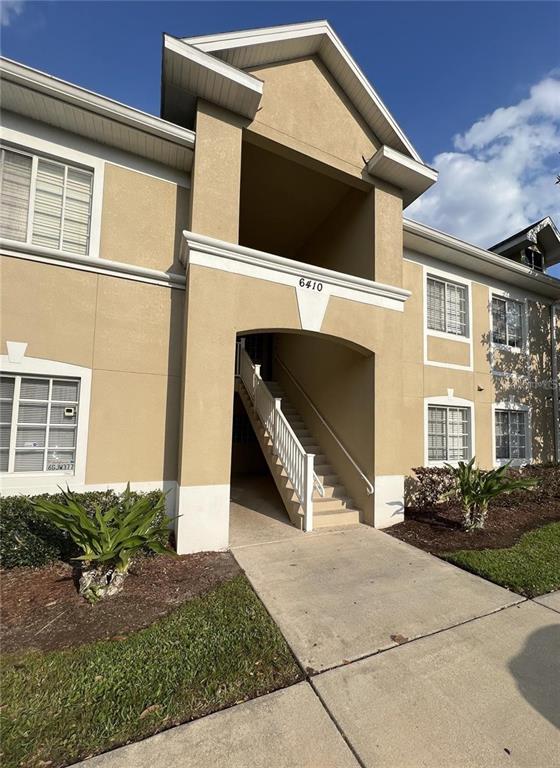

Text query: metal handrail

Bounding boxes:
[274,355,375,496]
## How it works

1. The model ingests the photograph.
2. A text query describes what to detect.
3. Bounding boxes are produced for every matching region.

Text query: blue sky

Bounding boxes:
[3,1,560,270]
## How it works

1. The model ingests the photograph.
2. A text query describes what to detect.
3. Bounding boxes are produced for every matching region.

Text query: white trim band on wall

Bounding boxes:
[181,230,411,313]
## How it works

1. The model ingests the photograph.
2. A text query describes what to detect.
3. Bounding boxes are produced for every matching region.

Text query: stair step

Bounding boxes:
[315,472,340,486]
[314,484,347,500]
[313,508,361,528]
[313,495,354,512]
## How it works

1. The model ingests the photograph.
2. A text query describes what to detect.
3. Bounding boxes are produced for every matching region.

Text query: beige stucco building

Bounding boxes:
[1,21,559,553]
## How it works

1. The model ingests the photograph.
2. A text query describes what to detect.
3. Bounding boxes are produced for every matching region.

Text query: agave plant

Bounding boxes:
[445,457,538,531]
[33,485,176,603]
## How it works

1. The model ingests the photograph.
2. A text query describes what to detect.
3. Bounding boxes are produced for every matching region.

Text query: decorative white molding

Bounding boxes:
[6,341,27,363]
[295,287,330,332]
[374,474,404,528]
[182,231,411,314]
[1,243,186,290]
[0,354,92,489]
[175,483,230,554]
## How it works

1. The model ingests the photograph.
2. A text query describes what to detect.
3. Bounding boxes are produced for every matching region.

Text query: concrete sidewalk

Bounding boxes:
[74,502,560,768]
[233,525,523,672]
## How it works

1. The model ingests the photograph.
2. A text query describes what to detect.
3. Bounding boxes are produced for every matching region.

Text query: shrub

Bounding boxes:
[445,458,539,531]
[408,466,455,509]
[0,489,170,570]
[33,485,176,602]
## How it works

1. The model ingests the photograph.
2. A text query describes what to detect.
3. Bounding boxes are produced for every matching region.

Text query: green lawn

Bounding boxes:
[442,522,560,598]
[0,574,302,768]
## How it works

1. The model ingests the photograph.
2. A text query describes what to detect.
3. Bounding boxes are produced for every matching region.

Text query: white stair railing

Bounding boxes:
[237,343,314,532]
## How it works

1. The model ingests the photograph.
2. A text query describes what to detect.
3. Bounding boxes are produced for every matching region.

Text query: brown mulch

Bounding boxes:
[0,551,241,655]
[387,499,560,555]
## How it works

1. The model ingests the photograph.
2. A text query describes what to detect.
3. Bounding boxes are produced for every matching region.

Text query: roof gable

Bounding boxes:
[169,20,422,163]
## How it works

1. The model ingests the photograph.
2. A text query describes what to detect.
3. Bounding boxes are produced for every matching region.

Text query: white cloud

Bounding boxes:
[408,76,560,254]
[0,0,24,27]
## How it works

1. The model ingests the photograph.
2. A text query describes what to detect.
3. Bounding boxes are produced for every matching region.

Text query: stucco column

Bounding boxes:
[176,101,243,554]
[372,185,405,527]
[373,184,403,288]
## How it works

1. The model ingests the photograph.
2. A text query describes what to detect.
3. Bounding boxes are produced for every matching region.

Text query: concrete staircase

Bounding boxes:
[237,377,360,530]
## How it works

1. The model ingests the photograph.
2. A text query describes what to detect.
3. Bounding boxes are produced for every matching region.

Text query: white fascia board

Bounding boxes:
[181,230,411,308]
[182,20,423,163]
[164,35,263,119]
[404,219,560,299]
[367,145,437,206]
[0,57,196,150]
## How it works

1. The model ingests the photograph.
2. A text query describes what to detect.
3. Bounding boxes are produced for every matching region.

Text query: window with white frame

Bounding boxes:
[0,374,80,474]
[491,296,524,349]
[428,405,471,462]
[0,146,93,256]
[495,409,528,461]
[427,276,469,337]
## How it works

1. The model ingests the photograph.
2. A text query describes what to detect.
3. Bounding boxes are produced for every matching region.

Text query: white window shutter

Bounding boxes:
[0,149,32,242]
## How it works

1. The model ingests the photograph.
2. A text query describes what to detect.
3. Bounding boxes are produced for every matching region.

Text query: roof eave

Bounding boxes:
[0,57,195,170]
[367,146,437,207]
[404,218,560,299]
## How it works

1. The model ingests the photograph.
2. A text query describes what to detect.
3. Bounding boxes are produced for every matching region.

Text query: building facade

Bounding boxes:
[1,21,559,553]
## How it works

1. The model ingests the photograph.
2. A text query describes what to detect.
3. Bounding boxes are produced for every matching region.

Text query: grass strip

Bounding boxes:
[0,574,302,768]
[442,522,560,597]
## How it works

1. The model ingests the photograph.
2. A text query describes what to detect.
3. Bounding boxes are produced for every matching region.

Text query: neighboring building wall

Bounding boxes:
[402,254,556,475]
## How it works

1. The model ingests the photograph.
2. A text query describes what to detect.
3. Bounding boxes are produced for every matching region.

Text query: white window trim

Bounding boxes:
[423,265,473,372]
[0,129,104,260]
[0,354,91,491]
[424,395,475,467]
[491,402,532,468]
[489,287,529,359]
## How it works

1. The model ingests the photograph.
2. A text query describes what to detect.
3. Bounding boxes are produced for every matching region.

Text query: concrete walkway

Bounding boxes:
[76,483,560,767]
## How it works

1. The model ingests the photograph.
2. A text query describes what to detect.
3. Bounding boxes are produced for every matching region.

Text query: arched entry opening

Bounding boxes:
[230,329,375,546]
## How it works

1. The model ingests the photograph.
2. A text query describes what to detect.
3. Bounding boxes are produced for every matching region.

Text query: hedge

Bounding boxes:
[0,489,167,570]
[408,462,560,511]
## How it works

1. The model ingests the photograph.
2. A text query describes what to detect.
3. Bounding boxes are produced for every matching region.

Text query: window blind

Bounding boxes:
[428,405,470,462]
[0,149,32,242]
[0,148,93,256]
[495,409,527,460]
[0,374,80,474]
[427,277,468,336]
[427,278,445,332]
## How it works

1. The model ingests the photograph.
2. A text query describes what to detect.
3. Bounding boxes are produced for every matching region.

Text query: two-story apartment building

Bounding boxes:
[1,21,559,554]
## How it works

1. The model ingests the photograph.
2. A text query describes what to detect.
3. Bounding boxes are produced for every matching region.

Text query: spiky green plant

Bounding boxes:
[445,458,538,531]
[32,484,176,602]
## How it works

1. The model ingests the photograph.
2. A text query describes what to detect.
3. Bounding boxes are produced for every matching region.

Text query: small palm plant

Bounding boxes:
[33,485,176,603]
[445,458,538,532]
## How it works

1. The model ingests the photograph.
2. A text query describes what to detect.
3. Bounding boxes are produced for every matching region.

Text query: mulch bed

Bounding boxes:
[0,552,241,654]
[387,498,560,555]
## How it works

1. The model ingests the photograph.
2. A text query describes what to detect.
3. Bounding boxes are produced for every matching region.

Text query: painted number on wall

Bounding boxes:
[298,278,323,292]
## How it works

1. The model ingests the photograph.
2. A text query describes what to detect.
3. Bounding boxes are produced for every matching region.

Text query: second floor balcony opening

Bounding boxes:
[238,139,376,282]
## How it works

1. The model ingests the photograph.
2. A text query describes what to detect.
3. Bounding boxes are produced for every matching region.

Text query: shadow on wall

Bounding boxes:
[481,298,556,463]
[508,623,560,729]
